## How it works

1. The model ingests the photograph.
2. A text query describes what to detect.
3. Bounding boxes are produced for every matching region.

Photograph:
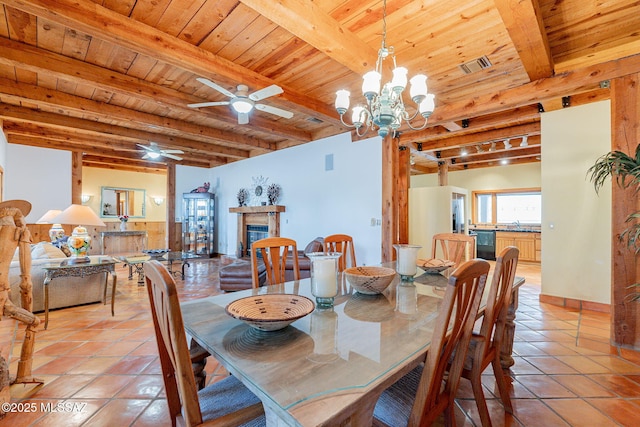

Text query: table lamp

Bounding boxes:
[36,209,65,242]
[52,204,105,263]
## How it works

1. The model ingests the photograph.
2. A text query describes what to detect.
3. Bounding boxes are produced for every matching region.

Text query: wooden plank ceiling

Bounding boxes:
[0,0,638,175]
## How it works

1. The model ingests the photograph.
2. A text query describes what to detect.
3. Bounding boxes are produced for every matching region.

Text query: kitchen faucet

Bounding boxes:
[512,220,521,230]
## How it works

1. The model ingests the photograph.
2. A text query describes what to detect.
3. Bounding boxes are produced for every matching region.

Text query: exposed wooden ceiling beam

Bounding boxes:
[494,0,554,80]
[3,0,340,125]
[0,77,259,156]
[0,105,246,160]
[239,0,378,75]
[0,37,305,145]
[434,135,541,159]
[415,156,540,174]
[416,122,541,151]
[427,54,640,125]
[6,133,219,168]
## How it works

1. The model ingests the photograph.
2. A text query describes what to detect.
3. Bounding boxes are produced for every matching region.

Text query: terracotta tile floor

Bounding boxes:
[3,259,640,426]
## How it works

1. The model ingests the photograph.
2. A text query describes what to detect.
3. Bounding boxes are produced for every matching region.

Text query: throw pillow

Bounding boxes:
[31,242,67,259]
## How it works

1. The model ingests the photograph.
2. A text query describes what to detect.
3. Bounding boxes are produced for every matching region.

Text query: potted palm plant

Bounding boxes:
[588,143,640,300]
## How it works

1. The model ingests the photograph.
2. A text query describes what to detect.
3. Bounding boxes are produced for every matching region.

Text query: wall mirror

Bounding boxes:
[101,186,146,218]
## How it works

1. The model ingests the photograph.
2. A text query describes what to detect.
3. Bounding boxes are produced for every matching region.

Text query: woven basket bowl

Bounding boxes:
[344,266,397,295]
[225,294,315,332]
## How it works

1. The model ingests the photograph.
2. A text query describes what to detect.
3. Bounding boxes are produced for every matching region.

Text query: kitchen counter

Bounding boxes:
[471,228,541,233]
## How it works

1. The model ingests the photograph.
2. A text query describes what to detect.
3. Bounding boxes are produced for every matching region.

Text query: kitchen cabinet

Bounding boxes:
[182,192,215,257]
[495,231,540,262]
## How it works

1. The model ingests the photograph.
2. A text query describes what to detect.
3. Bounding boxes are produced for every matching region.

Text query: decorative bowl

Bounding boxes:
[225,294,315,332]
[417,258,455,274]
[344,266,397,295]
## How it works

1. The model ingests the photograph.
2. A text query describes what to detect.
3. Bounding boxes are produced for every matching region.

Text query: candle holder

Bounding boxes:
[306,252,342,308]
[393,244,421,281]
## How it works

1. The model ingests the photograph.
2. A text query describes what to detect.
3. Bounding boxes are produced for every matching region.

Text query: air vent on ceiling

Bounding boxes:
[458,55,492,75]
[306,117,324,124]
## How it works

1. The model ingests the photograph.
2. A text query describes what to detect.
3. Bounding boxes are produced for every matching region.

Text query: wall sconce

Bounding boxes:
[153,196,165,206]
[81,194,92,203]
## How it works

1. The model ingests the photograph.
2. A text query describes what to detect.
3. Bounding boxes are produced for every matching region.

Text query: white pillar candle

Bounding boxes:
[312,258,337,297]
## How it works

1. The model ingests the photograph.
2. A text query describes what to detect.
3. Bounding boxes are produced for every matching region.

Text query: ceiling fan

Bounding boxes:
[188,77,294,124]
[136,142,184,161]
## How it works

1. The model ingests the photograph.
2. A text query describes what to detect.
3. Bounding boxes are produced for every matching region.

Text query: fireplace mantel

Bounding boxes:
[229,205,286,214]
[230,205,285,256]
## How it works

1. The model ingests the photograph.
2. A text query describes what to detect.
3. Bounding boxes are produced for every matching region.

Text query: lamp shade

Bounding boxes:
[37,209,65,242]
[52,205,105,227]
[51,205,104,261]
[36,209,63,224]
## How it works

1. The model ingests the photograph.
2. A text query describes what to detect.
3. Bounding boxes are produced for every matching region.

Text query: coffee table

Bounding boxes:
[164,251,200,279]
[42,256,118,329]
[118,254,151,285]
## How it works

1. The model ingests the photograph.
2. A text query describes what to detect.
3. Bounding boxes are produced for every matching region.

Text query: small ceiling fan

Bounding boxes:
[137,142,184,161]
[188,77,294,124]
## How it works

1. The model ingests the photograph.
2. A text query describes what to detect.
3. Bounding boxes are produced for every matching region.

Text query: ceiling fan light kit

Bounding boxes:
[137,142,184,161]
[335,0,435,138]
[189,78,293,124]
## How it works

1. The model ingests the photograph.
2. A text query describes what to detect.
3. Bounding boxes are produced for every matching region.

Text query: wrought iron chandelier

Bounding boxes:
[334,0,435,138]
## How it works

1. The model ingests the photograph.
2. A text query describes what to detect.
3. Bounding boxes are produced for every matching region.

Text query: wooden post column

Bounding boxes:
[166,163,176,250]
[381,133,410,262]
[611,74,640,348]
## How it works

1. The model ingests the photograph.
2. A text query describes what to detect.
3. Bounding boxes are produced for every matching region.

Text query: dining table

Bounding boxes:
[181,262,525,427]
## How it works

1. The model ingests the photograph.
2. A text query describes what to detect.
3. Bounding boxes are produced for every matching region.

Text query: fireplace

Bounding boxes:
[229,205,285,257]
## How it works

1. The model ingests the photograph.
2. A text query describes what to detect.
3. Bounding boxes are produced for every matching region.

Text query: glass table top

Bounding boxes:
[181,272,445,411]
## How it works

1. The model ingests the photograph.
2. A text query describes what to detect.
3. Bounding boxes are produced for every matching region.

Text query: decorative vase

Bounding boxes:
[393,244,421,281]
[306,252,342,308]
[396,282,418,317]
[67,226,91,259]
[120,221,127,231]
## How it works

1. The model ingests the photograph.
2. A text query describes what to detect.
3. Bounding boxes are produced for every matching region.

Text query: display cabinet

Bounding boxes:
[182,192,215,257]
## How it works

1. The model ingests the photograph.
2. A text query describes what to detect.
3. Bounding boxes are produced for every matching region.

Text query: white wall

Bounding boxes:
[176,132,384,266]
[5,145,72,222]
[541,101,611,304]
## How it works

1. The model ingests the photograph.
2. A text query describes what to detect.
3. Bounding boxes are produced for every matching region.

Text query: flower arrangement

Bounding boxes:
[237,188,249,207]
[267,183,281,205]
[119,215,129,222]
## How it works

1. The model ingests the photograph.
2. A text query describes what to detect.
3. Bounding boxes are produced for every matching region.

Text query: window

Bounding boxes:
[472,189,541,225]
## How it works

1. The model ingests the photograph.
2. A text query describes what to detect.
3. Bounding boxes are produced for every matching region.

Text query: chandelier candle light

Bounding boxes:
[335,0,435,138]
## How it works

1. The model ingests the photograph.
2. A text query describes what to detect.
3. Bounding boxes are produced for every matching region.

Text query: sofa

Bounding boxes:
[8,242,106,313]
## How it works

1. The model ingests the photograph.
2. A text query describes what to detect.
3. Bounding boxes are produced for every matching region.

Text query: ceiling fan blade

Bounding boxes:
[249,84,283,101]
[255,103,294,119]
[196,77,235,98]
[162,153,183,161]
[187,101,230,108]
[238,112,249,125]
[142,153,151,160]
[136,143,153,151]
[162,149,184,154]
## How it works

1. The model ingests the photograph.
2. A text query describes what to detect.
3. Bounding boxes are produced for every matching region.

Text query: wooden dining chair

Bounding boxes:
[432,232,476,267]
[373,259,490,427]
[251,237,299,288]
[324,233,357,271]
[144,261,265,427]
[460,246,519,427]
